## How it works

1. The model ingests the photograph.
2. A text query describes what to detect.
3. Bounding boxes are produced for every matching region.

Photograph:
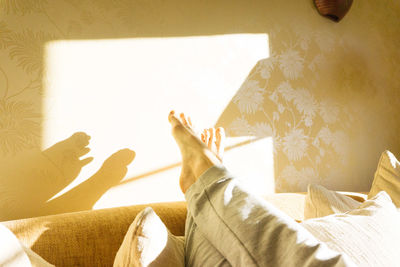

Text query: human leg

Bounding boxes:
[169,111,354,267]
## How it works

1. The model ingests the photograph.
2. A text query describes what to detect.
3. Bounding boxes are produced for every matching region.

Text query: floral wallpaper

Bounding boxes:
[0,0,399,219]
[217,0,400,192]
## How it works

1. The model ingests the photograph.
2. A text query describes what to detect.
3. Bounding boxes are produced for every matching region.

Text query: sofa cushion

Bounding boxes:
[304,184,363,219]
[263,193,306,221]
[114,207,184,267]
[369,150,400,207]
[302,191,400,267]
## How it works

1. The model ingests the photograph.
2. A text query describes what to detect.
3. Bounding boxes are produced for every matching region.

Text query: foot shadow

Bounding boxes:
[43,148,135,215]
[0,132,135,221]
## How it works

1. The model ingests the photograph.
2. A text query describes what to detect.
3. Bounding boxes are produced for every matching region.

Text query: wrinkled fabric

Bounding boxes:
[184,165,355,267]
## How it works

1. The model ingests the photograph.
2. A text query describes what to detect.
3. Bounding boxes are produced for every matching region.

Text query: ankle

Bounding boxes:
[192,150,218,179]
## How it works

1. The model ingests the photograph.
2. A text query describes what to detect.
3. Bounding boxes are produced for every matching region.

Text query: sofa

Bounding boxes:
[1,192,367,267]
[2,202,187,267]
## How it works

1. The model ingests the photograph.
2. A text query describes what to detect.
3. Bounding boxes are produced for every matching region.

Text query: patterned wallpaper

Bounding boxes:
[0,0,399,220]
[216,0,400,192]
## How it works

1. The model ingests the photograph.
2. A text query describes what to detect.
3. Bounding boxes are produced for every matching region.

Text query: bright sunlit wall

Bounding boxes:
[43,34,273,208]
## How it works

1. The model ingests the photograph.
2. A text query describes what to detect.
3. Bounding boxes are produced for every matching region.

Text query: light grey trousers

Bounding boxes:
[184,165,355,267]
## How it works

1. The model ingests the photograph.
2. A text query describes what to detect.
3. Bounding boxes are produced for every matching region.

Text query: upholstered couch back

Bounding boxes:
[2,202,187,267]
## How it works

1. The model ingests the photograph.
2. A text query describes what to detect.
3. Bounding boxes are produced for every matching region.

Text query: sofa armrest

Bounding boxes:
[2,202,187,267]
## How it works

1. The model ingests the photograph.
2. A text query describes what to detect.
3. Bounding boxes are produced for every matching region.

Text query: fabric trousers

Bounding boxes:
[184,165,355,267]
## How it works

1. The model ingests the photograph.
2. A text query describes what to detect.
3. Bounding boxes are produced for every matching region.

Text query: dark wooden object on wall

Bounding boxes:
[314,0,353,22]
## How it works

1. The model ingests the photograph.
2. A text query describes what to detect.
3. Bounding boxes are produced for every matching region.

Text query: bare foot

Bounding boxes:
[201,127,225,161]
[169,111,223,193]
[177,112,225,161]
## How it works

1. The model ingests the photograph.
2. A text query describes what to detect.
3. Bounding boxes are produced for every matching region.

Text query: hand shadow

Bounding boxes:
[0,132,135,221]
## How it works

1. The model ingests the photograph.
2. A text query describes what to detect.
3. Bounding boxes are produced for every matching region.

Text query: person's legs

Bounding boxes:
[184,209,231,267]
[168,110,220,194]
[169,111,230,266]
[169,111,355,267]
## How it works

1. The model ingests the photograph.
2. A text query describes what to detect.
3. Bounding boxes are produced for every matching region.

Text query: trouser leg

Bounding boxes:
[184,210,231,267]
[184,165,355,267]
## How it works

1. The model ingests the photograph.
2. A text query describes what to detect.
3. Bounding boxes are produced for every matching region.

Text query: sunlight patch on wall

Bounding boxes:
[43,34,270,207]
[224,136,275,197]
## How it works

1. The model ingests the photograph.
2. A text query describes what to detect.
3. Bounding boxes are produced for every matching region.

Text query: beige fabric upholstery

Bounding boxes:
[1,192,368,266]
[24,246,55,267]
[3,202,186,267]
[304,184,363,219]
[369,150,400,207]
[263,193,306,222]
[263,191,366,222]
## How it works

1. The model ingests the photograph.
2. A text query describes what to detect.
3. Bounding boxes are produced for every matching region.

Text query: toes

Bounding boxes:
[215,127,225,156]
[202,129,208,144]
[215,127,225,143]
[180,113,188,126]
[180,113,194,130]
[207,128,215,150]
[201,132,206,143]
[169,111,190,129]
[168,110,175,122]
[201,128,221,152]
[170,111,197,135]
[168,110,183,127]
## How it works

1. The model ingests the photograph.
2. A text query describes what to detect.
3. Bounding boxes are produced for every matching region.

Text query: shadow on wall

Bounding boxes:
[0,0,279,220]
[0,132,135,221]
[0,0,278,157]
[1,0,400,218]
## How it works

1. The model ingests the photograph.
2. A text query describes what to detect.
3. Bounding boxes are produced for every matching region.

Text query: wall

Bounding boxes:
[0,0,399,220]
[218,0,400,192]
[217,0,400,192]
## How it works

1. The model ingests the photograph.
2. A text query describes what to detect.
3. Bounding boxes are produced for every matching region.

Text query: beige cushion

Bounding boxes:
[0,224,53,267]
[369,150,400,207]
[302,191,400,267]
[304,184,363,219]
[263,193,306,221]
[114,207,184,267]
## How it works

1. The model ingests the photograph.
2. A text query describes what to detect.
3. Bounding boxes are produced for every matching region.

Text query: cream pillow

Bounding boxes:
[302,191,400,267]
[369,150,400,207]
[113,207,184,267]
[304,184,363,219]
[0,224,54,267]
